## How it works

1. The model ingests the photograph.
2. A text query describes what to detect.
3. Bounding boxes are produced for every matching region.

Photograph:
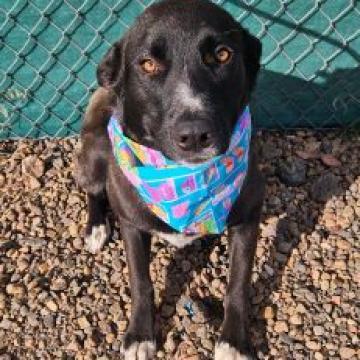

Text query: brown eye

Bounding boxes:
[140,58,159,74]
[215,46,232,64]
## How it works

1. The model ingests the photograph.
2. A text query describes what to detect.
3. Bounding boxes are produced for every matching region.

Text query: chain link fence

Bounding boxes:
[1,0,359,139]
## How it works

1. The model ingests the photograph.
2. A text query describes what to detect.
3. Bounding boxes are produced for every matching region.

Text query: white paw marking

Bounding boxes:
[84,222,109,254]
[215,342,253,360]
[176,82,204,112]
[122,341,156,360]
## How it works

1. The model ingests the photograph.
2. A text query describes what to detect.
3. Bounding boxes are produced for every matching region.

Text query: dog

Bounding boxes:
[75,0,264,358]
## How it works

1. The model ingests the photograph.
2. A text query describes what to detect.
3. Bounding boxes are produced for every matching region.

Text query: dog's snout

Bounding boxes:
[174,122,214,152]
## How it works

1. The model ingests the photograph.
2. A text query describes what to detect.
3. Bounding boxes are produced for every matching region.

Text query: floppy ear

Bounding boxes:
[241,29,262,94]
[96,40,125,89]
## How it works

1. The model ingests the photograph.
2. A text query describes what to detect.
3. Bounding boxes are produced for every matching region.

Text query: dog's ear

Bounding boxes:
[241,29,262,93]
[97,40,125,89]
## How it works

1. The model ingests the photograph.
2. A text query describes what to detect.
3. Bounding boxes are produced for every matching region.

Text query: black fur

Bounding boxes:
[76,0,264,358]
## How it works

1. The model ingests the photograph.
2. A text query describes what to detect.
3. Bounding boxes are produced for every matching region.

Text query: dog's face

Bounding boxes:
[98,0,262,163]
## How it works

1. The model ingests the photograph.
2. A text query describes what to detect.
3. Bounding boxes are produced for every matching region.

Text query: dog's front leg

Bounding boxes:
[121,223,155,360]
[215,220,260,360]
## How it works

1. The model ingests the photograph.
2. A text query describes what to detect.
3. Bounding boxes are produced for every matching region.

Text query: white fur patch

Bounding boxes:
[122,341,156,360]
[176,82,204,112]
[84,222,109,254]
[215,342,253,360]
[154,231,202,248]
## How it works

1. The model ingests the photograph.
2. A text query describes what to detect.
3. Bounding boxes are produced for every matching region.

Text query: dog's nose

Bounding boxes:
[175,122,214,152]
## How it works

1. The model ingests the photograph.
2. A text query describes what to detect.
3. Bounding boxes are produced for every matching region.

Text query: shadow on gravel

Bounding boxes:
[156,235,223,350]
[251,153,349,357]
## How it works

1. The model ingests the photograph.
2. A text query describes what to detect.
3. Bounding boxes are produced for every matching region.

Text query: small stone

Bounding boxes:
[68,222,79,237]
[0,319,14,330]
[277,158,306,186]
[22,156,45,178]
[28,176,41,190]
[72,237,83,250]
[311,173,340,202]
[320,154,341,167]
[277,240,293,254]
[313,326,324,336]
[339,347,356,359]
[314,352,324,360]
[6,284,25,299]
[263,306,276,319]
[274,321,288,333]
[306,341,321,351]
[77,316,91,329]
[200,338,213,351]
[117,320,127,332]
[289,314,303,325]
[51,278,67,291]
[333,260,347,271]
[105,333,115,344]
[45,299,58,312]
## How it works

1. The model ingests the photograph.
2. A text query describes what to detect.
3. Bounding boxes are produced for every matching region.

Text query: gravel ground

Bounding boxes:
[0,131,359,360]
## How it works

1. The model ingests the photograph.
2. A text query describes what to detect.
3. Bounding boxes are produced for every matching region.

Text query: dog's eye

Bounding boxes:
[140,58,160,75]
[214,46,232,64]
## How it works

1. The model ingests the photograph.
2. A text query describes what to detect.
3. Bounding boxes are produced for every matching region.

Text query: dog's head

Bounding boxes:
[98,0,262,163]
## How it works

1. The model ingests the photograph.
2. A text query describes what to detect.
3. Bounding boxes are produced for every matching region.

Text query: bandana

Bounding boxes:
[108,107,251,235]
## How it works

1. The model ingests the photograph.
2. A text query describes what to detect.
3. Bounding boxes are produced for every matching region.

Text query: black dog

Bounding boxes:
[76,0,264,358]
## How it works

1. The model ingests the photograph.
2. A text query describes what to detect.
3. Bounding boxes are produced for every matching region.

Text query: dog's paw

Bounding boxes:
[84,221,110,254]
[214,342,254,360]
[121,341,156,360]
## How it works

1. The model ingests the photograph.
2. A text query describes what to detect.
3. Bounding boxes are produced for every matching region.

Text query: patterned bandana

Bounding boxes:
[108,106,251,235]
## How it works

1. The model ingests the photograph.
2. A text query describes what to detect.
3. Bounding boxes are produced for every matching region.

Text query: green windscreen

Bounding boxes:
[1,0,359,139]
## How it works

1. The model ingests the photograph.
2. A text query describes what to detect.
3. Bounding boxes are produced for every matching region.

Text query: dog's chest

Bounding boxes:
[153,231,203,248]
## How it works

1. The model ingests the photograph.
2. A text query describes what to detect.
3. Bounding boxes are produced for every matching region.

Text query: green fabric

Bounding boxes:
[1,0,359,139]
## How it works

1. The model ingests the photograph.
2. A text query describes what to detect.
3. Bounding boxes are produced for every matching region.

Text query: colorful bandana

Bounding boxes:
[108,107,251,235]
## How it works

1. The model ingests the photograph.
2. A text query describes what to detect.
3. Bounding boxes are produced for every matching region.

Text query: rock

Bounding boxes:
[306,341,321,351]
[339,347,356,359]
[0,319,14,330]
[277,240,293,254]
[274,321,288,333]
[28,177,41,189]
[77,316,91,329]
[6,284,25,299]
[68,222,79,237]
[320,154,341,167]
[289,314,303,325]
[313,326,324,336]
[45,299,58,312]
[263,306,276,319]
[50,278,67,291]
[311,173,341,202]
[22,156,45,178]
[277,158,307,186]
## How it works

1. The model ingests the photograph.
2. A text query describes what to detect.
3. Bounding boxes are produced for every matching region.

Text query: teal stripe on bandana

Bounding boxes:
[108,107,251,235]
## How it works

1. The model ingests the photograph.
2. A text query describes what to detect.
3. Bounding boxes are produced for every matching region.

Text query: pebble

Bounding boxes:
[274,321,288,333]
[339,347,356,359]
[45,299,58,312]
[306,340,321,351]
[289,314,303,325]
[77,316,91,329]
[277,158,307,186]
[311,173,341,202]
[262,306,276,319]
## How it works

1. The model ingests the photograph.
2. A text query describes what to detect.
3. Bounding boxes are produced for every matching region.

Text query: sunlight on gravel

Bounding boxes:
[0,131,359,359]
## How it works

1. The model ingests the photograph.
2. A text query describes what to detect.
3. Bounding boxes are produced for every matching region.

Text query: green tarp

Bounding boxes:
[1,0,359,139]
